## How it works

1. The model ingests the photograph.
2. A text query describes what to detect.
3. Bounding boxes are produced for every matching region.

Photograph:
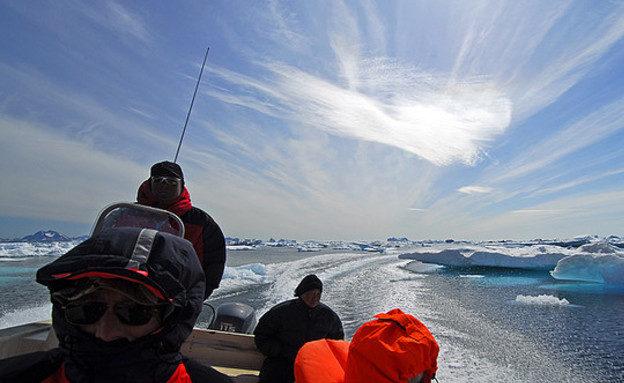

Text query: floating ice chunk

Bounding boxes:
[226,245,256,251]
[550,252,624,287]
[222,263,267,280]
[399,244,572,270]
[0,241,80,257]
[578,241,620,254]
[403,260,444,273]
[515,294,569,306]
[459,275,485,278]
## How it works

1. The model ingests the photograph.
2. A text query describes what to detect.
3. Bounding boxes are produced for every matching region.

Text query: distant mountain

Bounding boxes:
[20,230,73,242]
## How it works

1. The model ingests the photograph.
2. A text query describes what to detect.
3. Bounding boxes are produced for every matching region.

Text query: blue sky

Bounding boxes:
[1,1,624,241]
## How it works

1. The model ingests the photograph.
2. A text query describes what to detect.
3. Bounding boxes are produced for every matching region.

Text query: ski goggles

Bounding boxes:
[151,176,181,186]
[63,300,167,326]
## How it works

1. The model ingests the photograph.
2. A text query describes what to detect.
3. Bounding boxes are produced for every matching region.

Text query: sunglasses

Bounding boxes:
[64,300,165,326]
[151,176,181,186]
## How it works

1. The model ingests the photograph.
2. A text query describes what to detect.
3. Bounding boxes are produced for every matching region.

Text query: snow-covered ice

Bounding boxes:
[400,240,624,287]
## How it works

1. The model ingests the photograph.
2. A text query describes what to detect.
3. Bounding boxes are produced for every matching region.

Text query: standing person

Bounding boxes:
[253,274,344,383]
[0,227,234,383]
[137,160,226,299]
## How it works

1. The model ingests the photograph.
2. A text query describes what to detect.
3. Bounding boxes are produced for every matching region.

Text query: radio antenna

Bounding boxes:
[174,46,210,163]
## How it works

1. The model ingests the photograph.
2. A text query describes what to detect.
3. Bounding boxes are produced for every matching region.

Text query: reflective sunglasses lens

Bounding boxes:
[114,302,159,326]
[152,176,179,186]
[65,301,108,325]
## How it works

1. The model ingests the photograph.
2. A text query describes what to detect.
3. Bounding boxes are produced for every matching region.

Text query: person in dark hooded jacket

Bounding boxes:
[137,160,226,299]
[0,227,234,383]
[253,274,344,383]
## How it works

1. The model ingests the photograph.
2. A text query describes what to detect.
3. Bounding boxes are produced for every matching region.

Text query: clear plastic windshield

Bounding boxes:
[90,203,185,237]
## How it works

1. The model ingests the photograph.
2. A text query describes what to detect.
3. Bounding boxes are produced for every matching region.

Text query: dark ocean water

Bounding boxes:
[1,247,623,382]
[421,268,624,382]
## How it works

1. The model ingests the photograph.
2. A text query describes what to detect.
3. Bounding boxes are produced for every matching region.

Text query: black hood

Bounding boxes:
[36,227,205,381]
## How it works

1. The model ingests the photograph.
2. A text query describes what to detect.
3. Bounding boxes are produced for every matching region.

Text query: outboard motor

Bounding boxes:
[208,302,258,334]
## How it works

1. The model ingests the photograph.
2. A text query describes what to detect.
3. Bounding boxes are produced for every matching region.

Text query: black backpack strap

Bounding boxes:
[0,348,65,383]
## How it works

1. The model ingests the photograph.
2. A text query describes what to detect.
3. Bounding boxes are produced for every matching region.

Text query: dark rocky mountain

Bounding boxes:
[20,230,73,242]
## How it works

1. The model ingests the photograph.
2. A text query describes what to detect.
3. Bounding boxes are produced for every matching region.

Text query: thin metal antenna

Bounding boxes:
[174,47,210,163]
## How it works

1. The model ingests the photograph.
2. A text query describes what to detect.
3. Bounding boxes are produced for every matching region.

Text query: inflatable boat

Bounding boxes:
[0,203,264,382]
[0,319,263,382]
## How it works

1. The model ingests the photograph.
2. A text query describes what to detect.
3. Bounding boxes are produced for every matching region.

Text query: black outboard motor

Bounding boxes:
[208,302,258,334]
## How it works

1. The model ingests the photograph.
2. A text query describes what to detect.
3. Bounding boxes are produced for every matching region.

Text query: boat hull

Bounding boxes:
[0,322,262,382]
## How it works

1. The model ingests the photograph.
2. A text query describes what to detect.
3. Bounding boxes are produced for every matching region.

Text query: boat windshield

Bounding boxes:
[90,202,184,237]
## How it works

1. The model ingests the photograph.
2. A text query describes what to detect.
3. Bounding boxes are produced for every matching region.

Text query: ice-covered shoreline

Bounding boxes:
[0,240,81,258]
[3,236,623,287]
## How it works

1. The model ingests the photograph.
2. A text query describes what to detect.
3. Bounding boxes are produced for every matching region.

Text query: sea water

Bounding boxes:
[1,246,623,382]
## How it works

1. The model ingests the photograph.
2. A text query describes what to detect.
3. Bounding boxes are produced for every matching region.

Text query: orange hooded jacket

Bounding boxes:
[294,308,439,383]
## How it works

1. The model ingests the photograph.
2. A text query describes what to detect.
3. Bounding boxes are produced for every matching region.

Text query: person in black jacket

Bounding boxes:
[253,274,344,383]
[137,160,226,299]
[0,227,234,383]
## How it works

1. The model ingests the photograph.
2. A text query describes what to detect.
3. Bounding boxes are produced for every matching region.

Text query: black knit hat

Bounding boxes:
[294,274,323,297]
[150,161,184,181]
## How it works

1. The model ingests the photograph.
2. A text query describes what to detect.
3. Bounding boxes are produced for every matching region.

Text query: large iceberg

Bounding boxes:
[550,242,624,287]
[399,244,573,270]
[399,241,624,288]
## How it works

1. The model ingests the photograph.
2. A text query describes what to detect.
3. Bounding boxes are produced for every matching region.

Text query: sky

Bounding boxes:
[1,0,624,242]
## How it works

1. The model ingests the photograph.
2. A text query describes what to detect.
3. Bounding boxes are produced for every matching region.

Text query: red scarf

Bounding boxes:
[137,180,193,216]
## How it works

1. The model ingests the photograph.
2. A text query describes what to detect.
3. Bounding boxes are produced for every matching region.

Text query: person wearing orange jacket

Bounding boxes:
[294,308,439,383]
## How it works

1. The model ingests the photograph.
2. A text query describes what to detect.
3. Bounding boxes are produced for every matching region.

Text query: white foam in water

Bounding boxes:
[222,263,267,279]
[515,294,570,306]
[0,304,52,330]
[217,263,273,295]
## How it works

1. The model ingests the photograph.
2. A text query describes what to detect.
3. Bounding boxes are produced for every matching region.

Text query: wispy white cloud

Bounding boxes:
[421,104,624,234]
[450,1,571,82]
[511,209,581,215]
[458,186,494,195]
[0,61,175,159]
[210,58,511,166]
[3,0,624,240]
[493,98,624,184]
[528,168,624,197]
[0,115,146,223]
[6,0,154,46]
[459,189,624,239]
[76,1,154,45]
[509,5,624,119]
[433,1,624,125]
[360,0,387,54]
[184,1,624,239]
[125,106,156,120]
[266,0,308,51]
[203,1,515,168]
